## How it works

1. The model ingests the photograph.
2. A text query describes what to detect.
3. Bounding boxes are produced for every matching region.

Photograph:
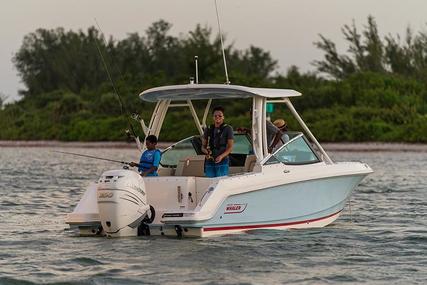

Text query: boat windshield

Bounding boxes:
[160,133,253,168]
[160,136,199,168]
[264,134,320,165]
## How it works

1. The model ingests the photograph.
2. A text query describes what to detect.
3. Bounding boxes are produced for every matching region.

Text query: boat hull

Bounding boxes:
[156,173,366,237]
[67,163,371,238]
[148,209,342,237]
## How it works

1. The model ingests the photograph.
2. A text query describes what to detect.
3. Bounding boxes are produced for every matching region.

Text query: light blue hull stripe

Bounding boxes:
[176,174,363,230]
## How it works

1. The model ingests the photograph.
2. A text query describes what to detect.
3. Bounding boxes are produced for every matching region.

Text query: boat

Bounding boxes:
[65,83,373,237]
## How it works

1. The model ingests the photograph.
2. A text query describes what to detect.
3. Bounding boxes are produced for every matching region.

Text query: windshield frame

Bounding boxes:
[261,133,322,166]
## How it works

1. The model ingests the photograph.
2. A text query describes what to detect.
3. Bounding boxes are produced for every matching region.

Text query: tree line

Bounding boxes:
[1,17,426,142]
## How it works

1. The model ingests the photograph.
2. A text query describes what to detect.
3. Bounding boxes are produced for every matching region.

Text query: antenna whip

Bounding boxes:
[214,0,230,84]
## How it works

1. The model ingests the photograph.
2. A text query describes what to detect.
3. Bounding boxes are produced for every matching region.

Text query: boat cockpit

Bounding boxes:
[157,132,256,177]
[136,84,333,179]
[157,130,323,177]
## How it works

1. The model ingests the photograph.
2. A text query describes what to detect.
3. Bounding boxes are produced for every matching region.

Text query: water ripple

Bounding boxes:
[0,148,426,284]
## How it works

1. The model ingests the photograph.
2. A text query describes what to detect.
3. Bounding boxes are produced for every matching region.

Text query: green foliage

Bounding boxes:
[1,20,277,142]
[1,18,427,143]
[314,16,427,81]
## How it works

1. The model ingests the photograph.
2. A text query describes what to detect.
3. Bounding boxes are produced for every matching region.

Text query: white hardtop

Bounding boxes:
[135,83,331,164]
[139,84,301,102]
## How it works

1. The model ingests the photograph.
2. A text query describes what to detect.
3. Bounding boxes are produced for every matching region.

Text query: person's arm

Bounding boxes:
[141,166,155,177]
[201,129,211,156]
[129,153,143,168]
[268,130,284,153]
[201,137,209,155]
[215,126,234,163]
[215,139,234,163]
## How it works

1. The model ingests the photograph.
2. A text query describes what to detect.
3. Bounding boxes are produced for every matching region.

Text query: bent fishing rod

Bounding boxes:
[52,150,134,166]
[93,19,139,141]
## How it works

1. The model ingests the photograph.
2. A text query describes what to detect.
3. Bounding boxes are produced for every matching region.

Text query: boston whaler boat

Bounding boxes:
[66,83,373,237]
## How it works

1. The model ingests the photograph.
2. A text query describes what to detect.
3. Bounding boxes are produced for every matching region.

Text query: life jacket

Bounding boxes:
[139,149,161,174]
[207,123,229,156]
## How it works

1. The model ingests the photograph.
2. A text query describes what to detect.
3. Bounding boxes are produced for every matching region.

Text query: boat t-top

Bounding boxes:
[66,83,373,237]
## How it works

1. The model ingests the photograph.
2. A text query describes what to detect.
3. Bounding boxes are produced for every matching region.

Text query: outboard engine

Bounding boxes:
[97,169,150,237]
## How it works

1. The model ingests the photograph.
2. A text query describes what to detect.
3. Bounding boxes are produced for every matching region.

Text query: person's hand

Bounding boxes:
[129,162,138,167]
[204,149,213,160]
[215,155,223,163]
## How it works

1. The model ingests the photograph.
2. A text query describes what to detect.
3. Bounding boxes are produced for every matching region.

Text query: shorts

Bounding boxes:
[204,157,229,177]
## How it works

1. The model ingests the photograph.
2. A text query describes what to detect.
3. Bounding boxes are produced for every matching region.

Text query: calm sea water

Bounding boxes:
[0,147,426,284]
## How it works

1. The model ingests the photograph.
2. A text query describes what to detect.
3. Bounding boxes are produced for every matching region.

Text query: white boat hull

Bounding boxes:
[159,171,366,237]
[67,162,371,237]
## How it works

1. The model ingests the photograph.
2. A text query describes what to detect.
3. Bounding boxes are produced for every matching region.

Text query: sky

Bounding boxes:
[1,0,427,102]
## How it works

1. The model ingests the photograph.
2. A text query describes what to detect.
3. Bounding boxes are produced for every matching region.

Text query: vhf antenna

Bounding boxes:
[195,56,199,84]
[214,0,230,84]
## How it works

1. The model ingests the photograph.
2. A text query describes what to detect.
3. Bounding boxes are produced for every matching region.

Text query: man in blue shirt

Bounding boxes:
[130,135,161,177]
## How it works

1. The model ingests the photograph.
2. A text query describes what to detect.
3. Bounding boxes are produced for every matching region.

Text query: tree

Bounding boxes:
[0,92,8,109]
[314,15,427,82]
[314,16,385,78]
[13,27,112,96]
[6,20,282,141]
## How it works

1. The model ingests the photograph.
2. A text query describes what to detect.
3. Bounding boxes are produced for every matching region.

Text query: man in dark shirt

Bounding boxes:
[201,106,234,177]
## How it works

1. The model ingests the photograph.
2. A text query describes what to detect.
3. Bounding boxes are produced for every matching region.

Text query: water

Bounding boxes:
[0,147,426,284]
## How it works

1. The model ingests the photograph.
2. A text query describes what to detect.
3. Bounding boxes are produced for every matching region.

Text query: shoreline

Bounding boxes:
[1,140,427,152]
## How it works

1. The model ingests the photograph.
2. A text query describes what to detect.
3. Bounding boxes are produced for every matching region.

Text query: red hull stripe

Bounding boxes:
[203,209,342,232]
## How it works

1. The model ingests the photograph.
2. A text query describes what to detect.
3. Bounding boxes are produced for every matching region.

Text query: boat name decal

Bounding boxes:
[224,203,247,214]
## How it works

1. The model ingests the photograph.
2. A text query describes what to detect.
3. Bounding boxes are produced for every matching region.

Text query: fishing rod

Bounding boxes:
[93,19,140,143]
[52,150,133,166]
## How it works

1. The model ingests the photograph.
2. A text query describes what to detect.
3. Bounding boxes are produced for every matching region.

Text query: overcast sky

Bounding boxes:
[1,0,427,102]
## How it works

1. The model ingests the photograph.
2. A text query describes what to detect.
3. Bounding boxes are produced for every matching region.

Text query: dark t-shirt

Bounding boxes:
[203,124,234,158]
[266,120,279,146]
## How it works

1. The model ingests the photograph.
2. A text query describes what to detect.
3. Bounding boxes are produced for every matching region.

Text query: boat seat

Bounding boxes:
[175,155,205,177]
[158,167,175,176]
[244,155,257,172]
